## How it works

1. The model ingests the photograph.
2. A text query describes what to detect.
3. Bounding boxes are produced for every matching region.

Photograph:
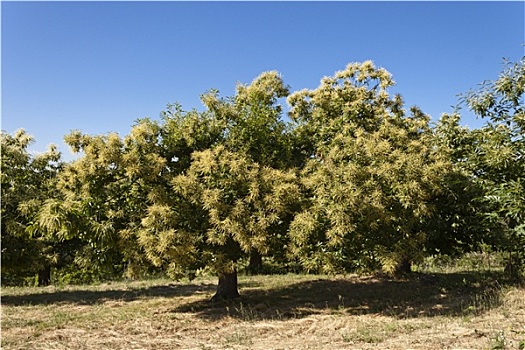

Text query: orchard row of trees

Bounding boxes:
[2,58,524,299]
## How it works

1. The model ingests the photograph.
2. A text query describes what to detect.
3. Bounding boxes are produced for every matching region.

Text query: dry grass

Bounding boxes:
[1,273,524,349]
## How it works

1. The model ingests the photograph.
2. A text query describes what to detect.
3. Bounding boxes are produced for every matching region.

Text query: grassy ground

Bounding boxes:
[1,271,524,349]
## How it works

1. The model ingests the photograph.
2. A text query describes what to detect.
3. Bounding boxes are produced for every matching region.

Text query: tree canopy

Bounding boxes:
[2,56,524,292]
[1,129,61,285]
[287,62,451,274]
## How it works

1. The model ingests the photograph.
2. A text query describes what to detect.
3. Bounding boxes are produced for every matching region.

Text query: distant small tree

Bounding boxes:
[1,129,61,285]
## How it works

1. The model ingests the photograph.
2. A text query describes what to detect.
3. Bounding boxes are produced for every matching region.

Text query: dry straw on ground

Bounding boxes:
[2,273,524,349]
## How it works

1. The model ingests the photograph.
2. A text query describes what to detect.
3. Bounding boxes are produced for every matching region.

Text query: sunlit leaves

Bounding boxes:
[7,58,524,284]
[463,57,525,128]
[458,56,525,276]
[202,71,294,169]
[169,146,300,273]
[287,62,449,274]
[43,124,168,279]
[1,129,62,282]
[288,61,398,155]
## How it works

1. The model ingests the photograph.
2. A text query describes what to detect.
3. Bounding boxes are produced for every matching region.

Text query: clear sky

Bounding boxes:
[2,1,524,160]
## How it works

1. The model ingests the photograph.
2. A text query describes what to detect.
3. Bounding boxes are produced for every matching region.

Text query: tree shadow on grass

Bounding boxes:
[173,272,516,321]
[1,282,216,306]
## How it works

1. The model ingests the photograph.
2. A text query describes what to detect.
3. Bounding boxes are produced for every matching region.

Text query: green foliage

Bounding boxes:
[159,103,224,173]
[1,129,61,285]
[37,123,167,280]
[201,71,295,169]
[200,72,303,274]
[287,61,450,274]
[460,56,525,278]
[427,113,489,255]
[5,57,524,286]
[133,72,303,281]
[139,145,300,278]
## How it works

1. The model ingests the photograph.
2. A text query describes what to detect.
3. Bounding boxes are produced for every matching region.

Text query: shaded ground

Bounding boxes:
[2,273,524,350]
[1,282,215,306]
[173,272,510,320]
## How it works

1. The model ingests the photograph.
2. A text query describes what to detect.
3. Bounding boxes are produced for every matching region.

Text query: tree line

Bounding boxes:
[2,58,524,300]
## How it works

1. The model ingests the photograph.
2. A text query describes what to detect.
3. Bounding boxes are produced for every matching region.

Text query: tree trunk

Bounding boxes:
[395,258,412,276]
[37,266,51,286]
[247,250,263,275]
[211,270,240,302]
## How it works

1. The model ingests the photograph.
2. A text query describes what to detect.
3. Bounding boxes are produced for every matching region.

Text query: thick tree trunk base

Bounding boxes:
[211,271,240,302]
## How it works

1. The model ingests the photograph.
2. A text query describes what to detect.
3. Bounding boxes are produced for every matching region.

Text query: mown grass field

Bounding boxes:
[2,270,524,349]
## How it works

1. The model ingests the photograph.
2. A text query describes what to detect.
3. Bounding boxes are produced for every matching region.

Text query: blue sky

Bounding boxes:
[2,1,524,160]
